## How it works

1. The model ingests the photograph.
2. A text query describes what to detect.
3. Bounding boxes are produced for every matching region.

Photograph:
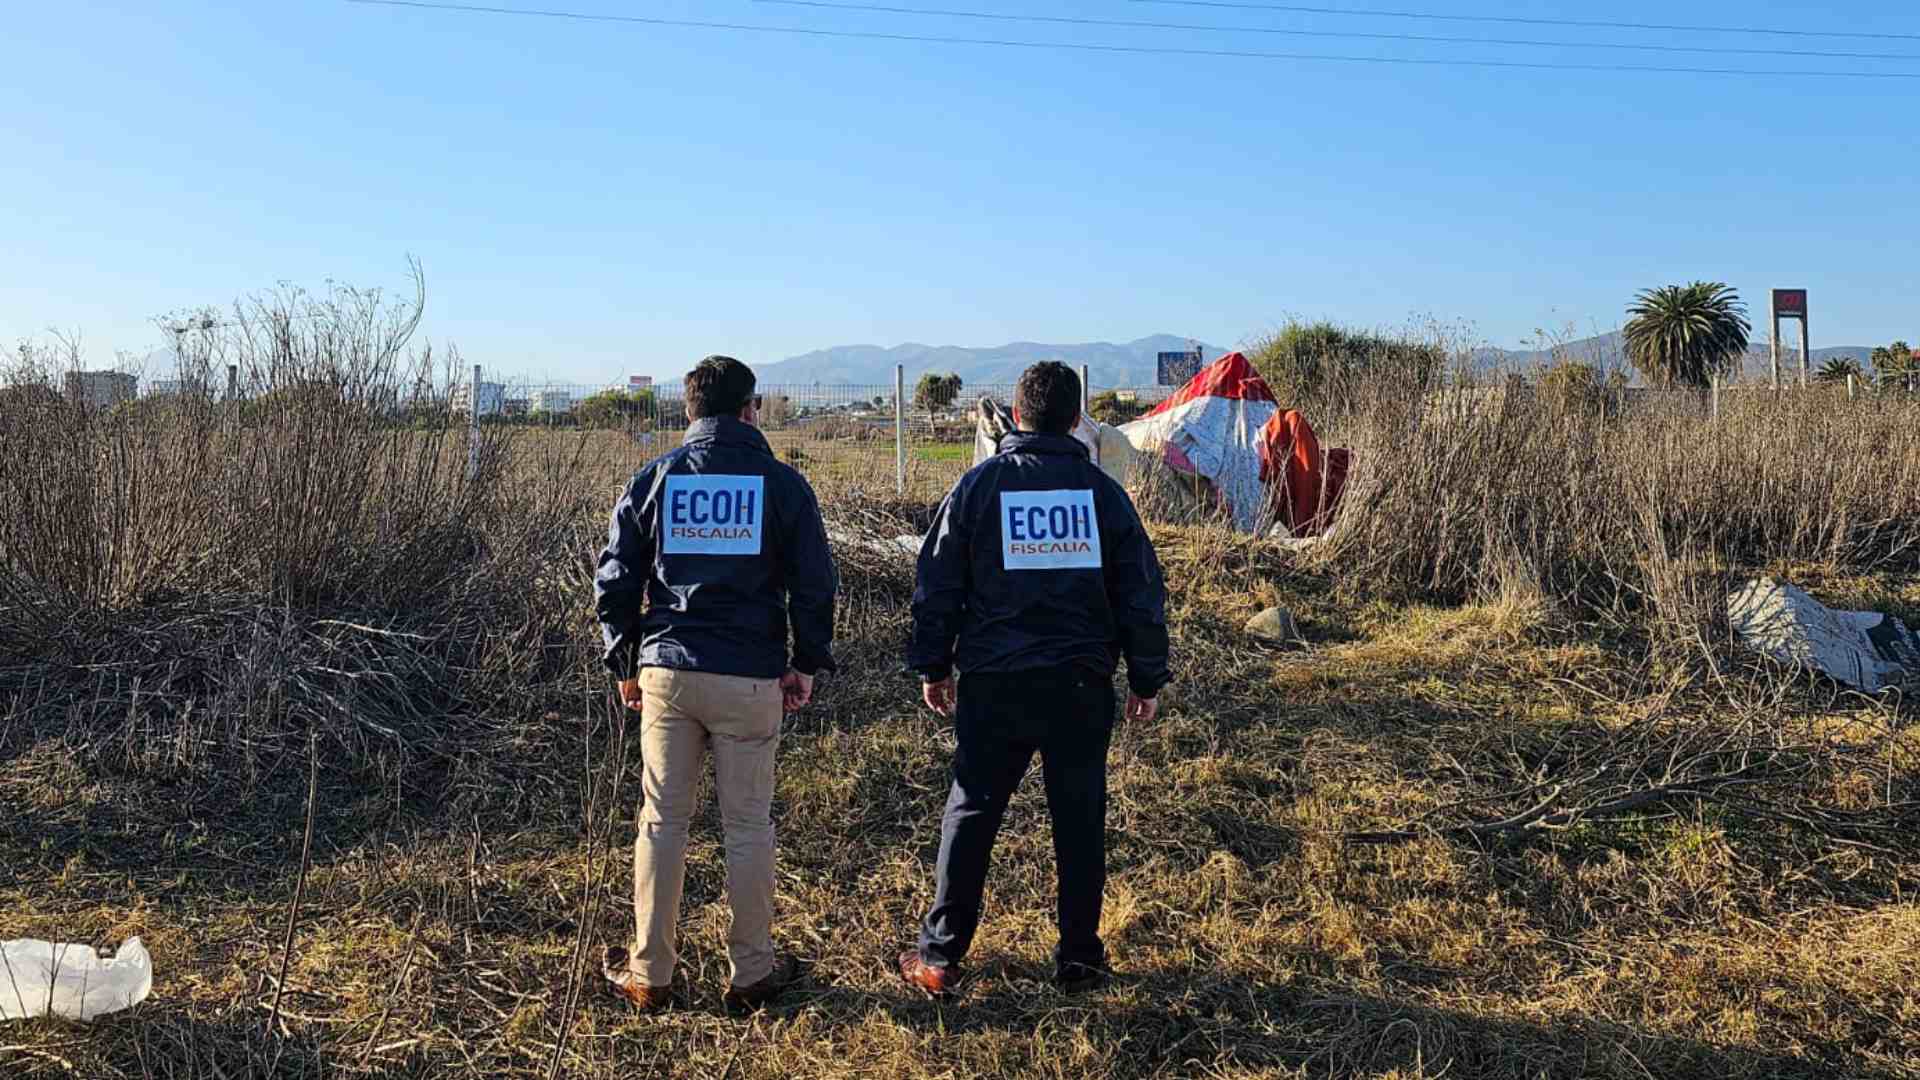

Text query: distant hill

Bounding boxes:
[751,331,1882,390]
[752,335,1220,388]
[1475,331,1874,380]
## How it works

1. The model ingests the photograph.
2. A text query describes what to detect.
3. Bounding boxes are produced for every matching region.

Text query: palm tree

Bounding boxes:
[1815,357,1864,385]
[1622,282,1751,389]
[1872,341,1916,391]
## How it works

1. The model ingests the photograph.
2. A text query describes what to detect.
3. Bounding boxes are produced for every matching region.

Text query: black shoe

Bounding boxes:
[1054,960,1111,993]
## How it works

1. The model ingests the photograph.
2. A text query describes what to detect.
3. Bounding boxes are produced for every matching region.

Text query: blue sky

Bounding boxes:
[3,0,1915,382]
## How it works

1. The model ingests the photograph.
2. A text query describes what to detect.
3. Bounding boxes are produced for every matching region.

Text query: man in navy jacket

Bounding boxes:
[900,361,1169,996]
[595,355,837,1013]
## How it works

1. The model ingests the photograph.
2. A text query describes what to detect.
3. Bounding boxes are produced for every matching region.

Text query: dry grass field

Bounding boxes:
[4,303,1920,1078]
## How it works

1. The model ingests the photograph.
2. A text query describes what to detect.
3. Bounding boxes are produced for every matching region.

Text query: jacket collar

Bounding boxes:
[999,430,1089,459]
[682,415,773,454]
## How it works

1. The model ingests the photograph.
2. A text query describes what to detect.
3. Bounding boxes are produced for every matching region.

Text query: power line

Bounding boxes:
[1133,0,1920,43]
[346,0,1920,79]
[757,0,1920,62]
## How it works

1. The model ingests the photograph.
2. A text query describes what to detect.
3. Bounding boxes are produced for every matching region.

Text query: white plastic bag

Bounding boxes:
[0,937,152,1021]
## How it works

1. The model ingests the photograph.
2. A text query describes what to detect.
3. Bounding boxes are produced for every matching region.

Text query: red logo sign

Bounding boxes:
[1772,289,1807,317]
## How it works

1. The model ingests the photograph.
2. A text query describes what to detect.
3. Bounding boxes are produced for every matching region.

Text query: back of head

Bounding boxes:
[1014,361,1080,435]
[684,355,757,419]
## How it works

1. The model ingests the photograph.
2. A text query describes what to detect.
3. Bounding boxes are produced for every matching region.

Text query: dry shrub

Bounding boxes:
[0,270,601,798]
[1310,379,1920,653]
[1126,452,1227,528]
[1247,319,1451,413]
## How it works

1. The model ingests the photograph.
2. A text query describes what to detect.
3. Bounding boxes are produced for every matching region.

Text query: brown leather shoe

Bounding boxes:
[602,945,673,1014]
[897,950,960,998]
[723,953,805,1013]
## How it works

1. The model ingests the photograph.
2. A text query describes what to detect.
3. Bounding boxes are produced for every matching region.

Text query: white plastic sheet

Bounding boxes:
[0,937,152,1021]
[1119,393,1274,532]
[1729,578,1920,692]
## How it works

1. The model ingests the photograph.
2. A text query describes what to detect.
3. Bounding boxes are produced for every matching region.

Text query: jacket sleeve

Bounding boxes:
[594,470,656,678]
[907,481,972,681]
[781,473,839,676]
[1101,482,1170,697]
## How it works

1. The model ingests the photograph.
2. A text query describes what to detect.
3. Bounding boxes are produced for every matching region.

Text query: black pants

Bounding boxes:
[918,666,1115,974]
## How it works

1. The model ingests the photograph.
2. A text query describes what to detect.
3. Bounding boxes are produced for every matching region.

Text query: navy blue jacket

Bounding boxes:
[908,431,1170,697]
[596,417,838,680]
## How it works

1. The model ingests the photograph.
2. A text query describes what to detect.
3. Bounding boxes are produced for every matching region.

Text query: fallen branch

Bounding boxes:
[1347,761,1807,846]
[267,728,320,1040]
[545,686,630,1080]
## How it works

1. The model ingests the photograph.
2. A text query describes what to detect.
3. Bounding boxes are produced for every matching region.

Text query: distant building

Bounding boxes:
[503,397,529,418]
[146,377,214,399]
[627,375,654,390]
[449,380,506,416]
[64,370,137,409]
[530,388,574,414]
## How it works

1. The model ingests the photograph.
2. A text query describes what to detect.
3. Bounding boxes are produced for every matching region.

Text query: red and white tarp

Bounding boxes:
[1120,352,1279,531]
[1120,352,1350,535]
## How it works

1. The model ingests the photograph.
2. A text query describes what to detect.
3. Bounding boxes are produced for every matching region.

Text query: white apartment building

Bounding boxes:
[449,380,506,416]
[530,388,574,414]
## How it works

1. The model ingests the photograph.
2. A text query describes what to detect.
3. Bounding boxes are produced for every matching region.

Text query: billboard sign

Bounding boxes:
[1772,289,1807,318]
[1157,350,1202,386]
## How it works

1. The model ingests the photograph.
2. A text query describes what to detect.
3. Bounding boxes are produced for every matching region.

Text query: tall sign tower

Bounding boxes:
[1770,289,1809,388]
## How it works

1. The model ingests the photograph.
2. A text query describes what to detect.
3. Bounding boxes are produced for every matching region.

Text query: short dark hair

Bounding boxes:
[1015,361,1080,435]
[684,355,757,419]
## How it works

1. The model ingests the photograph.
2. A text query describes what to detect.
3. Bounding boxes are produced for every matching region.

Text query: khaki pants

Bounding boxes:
[630,667,782,988]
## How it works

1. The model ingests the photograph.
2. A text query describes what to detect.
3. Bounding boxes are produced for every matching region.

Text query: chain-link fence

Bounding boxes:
[456,368,1177,499]
[102,360,1176,499]
[113,359,1915,501]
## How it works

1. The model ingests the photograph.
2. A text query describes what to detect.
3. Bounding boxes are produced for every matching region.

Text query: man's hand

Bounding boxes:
[1125,693,1158,723]
[779,668,815,712]
[921,676,955,718]
[617,677,645,713]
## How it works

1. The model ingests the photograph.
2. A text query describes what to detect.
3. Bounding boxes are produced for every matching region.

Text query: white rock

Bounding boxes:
[1245,606,1301,644]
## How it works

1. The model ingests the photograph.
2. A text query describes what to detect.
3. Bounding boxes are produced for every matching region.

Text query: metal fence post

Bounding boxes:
[1080,363,1097,467]
[1847,373,1857,400]
[226,364,238,402]
[1711,374,1720,420]
[1800,313,1811,388]
[467,363,482,482]
[894,364,906,497]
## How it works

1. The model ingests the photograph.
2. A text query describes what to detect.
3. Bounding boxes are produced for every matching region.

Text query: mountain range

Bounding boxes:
[751,334,1220,387]
[1473,330,1874,376]
[751,331,1882,389]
